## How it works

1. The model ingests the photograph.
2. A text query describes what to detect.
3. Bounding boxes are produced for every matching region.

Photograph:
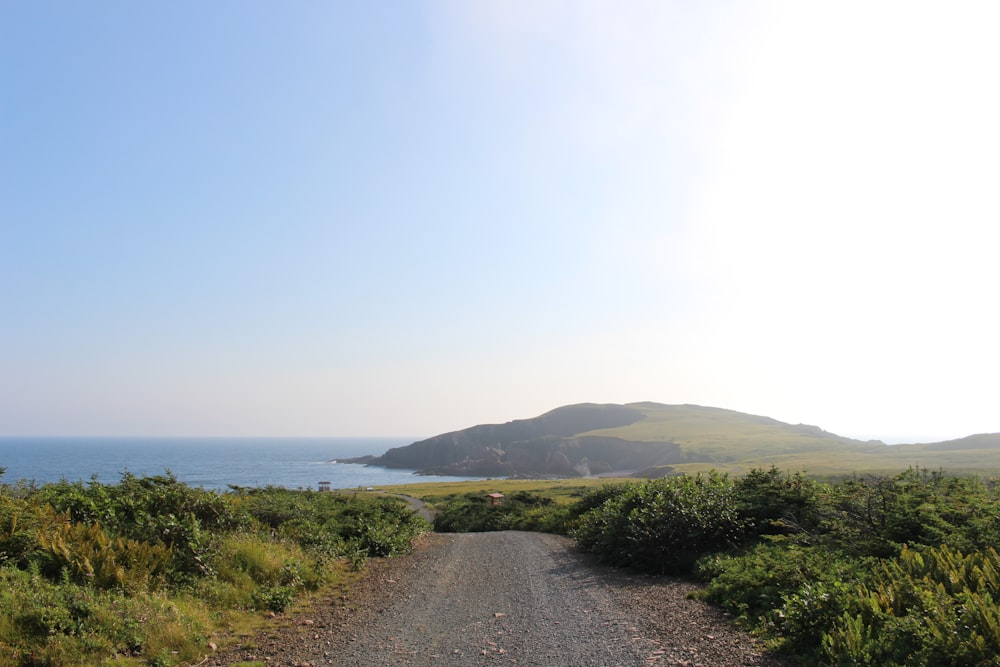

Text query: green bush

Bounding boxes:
[35,473,237,581]
[822,544,1000,666]
[338,495,429,557]
[572,468,1000,664]
[573,473,746,574]
[235,488,428,559]
[735,466,824,536]
[696,539,855,622]
[35,520,173,591]
[433,491,568,534]
[0,475,429,665]
[826,469,1000,558]
[0,565,212,666]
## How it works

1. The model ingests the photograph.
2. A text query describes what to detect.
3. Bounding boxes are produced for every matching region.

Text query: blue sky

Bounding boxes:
[2,2,998,440]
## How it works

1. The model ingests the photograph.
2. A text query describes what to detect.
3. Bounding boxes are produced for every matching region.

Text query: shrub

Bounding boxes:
[568,469,1000,663]
[0,565,213,665]
[207,532,331,612]
[822,544,1000,666]
[35,473,237,582]
[734,467,824,536]
[34,520,172,591]
[696,539,853,620]
[433,492,569,534]
[335,495,428,557]
[433,495,494,532]
[826,468,1000,558]
[0,477,430,664]
[235,488,428,559]
[573,473,747,574]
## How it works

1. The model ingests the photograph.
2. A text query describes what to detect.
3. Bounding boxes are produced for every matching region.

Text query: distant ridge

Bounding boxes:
[357,402,1000,478]
[913,434,1000,451]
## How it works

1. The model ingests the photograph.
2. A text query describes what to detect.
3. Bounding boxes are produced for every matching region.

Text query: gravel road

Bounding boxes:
[207,531,790,667]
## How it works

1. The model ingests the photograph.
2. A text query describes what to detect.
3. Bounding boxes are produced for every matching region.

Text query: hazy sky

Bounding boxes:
[2,2,998,441]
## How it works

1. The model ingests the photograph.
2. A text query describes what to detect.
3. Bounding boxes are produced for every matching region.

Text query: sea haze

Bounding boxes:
[0,437,485,491]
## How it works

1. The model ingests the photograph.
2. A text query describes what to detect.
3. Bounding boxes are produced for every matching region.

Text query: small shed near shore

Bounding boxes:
[486,492,505,506]
[318,481,331,492]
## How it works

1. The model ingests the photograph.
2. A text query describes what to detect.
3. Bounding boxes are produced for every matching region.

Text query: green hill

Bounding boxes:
[365,402,1000,478]
[878,433,1000,475]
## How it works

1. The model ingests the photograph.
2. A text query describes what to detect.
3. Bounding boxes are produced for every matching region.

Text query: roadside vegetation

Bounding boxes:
[0,469,427,666]
[7,464,1000,666]
[424,467,1000,666]
[376,477,630,503]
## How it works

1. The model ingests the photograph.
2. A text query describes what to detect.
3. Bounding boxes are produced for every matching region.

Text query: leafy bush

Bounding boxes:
[0,475,429,665]
[338,495,429,557]
[697,539,849,621]
[235,488,428,559]
[573,473,746,574]
[433,491,568,533]
[35,520,173,591]
[0,498,70,569]
[572,467,1000,664]
[822,544,1000,666]
[734,466,824,536]
[0,566,212,666]
[432,495,495,532]
[826,468,1000,558]
[35,473,236,581]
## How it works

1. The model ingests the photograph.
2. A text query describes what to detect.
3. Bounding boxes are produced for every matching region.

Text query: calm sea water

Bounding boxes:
[0,437,485,492]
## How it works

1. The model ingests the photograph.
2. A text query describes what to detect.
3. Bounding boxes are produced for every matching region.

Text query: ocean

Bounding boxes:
[0,437,486,492]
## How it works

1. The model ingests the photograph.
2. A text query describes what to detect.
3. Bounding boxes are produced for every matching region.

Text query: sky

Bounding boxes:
[2,2,998,442]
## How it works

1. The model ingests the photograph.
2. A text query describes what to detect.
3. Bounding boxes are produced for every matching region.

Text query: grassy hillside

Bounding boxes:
[879,434,1000,474]
[586,403,878,455]
[593,404,1000,476]
[368,402,1000,478]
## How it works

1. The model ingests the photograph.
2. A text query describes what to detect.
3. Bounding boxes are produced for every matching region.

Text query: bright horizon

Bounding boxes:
[3,3,998,443]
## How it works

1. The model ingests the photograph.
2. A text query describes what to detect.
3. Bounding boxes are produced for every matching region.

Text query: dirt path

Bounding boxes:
[388,494,435,523]
[206,532,789,667]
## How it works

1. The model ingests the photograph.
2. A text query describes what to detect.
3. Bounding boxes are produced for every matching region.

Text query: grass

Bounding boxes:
[363,404,1000,480]
[585,404,870,450]
[574,404,1000,476]
[670,448,1000,478]
[371,478,634,504]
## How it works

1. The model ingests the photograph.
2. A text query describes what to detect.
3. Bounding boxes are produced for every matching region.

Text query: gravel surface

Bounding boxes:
[205,531,791,667]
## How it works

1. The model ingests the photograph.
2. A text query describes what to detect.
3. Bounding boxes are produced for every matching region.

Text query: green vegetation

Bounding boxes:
[376,477,632,503]
[584,404,1000,475]
[427,466,1000,665]
[433,491,569,533]
[366,402,1000,478]
[378,478,633,535]
[0,472,428,666]
[574,472,746,573]
[8,458,1000,665]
